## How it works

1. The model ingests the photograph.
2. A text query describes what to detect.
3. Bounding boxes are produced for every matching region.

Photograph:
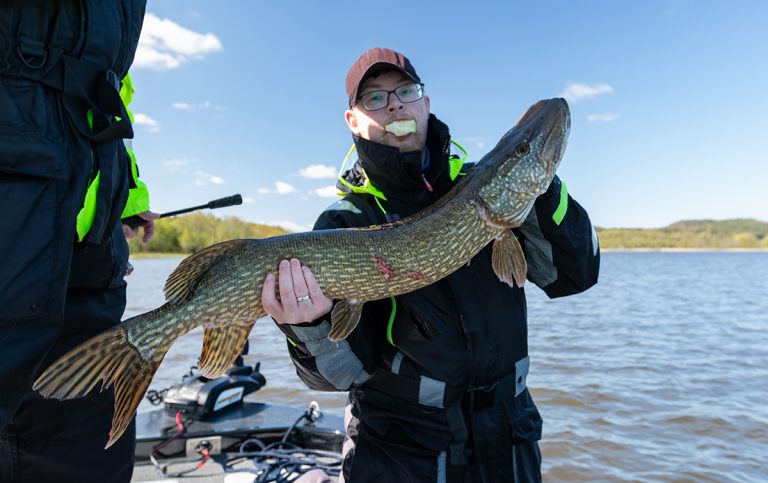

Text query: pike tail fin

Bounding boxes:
[33,322,165,449]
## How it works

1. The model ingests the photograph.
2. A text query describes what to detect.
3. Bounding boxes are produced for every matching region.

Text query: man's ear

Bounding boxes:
[345,109,360,136]
[425,95,430,112]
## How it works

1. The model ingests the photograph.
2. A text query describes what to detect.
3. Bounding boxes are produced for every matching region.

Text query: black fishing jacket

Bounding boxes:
[276,114,600,480]
[1,3,145,481]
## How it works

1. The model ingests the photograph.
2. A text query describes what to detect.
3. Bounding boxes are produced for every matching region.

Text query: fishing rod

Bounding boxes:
[122,194,243,229]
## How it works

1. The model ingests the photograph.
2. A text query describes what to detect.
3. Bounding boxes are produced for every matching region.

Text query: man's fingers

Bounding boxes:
[141,220,156,244]
[277,259,297,311]
[139,210,161,220]
[261,272,284,319]
[290,259,310,301]
[302,266,324,303]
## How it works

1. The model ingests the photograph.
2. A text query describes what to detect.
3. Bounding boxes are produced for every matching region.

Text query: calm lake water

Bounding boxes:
[127,252,768,482]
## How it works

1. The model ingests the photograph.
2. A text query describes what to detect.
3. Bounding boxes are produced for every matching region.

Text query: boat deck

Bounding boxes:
[132,400,344,482]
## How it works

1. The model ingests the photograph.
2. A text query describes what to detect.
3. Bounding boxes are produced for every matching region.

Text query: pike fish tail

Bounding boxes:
[34,239,261,448]
[33,306,186,448]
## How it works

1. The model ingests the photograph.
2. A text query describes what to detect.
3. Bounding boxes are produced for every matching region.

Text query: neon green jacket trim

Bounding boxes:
[75,73,150,241]
[121,145,151,218]
[552,179,569,226]
[336,140,468,200]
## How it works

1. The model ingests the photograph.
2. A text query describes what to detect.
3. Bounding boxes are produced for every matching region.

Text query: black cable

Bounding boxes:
[224,407,342,481]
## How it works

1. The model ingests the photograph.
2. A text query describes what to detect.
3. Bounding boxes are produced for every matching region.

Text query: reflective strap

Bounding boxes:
[515,356,530,397]
[552,179,569,225]
[436,451,447,483]
[391,351,404,375]
[418,376,446,408]
[368,369,458,410]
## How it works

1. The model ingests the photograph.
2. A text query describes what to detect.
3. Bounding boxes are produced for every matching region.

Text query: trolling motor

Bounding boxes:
[154,341,267,420]
[123,193,243,229]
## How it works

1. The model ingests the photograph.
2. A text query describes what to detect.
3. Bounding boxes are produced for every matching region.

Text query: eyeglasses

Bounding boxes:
[357,83,425,111]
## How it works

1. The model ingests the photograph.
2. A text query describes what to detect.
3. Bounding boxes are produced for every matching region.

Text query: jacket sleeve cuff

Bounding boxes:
[272,316,332,342]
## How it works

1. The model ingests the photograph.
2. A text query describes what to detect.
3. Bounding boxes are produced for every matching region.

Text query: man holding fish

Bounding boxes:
[265,48,601,482]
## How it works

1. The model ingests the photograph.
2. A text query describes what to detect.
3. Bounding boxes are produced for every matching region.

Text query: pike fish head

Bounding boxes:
[478,98,570,226]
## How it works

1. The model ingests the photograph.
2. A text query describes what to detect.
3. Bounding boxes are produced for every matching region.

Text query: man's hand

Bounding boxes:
[262,259,333,325]
[122,210,160,244]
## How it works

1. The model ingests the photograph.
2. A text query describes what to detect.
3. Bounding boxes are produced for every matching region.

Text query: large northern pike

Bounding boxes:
[34,98,570,447]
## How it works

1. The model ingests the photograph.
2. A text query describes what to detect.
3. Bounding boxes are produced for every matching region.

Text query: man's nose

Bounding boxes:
[387,92,404,112]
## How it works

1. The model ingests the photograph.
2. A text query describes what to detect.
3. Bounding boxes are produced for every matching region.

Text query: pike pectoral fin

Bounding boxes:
[164,239,251,304]
[33,327,161,449]
[492,230,528,288]
[329,300,364,342]
[198,321,256,378]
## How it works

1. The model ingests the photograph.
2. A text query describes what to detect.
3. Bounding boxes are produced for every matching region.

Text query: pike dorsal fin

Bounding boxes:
[198,321,255,378]
[164,239,250,304]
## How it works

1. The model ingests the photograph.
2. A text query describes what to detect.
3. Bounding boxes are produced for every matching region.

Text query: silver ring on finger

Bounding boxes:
[296,295,311,303]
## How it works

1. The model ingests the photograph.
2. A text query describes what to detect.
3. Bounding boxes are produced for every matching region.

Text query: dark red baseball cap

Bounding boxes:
[345,47,421,107]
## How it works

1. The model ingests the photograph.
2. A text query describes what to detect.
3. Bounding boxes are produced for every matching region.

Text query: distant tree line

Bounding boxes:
[596,218,768,249]
[127,213,288,254]
[128,215,768,254]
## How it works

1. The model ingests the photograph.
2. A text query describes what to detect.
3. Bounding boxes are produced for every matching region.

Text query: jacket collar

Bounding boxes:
[338,114,455,217]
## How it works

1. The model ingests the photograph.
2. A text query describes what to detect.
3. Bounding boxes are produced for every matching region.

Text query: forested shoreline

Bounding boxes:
[128,215,768,255]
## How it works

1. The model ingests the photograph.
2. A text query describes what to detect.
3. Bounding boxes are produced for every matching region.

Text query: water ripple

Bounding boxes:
[125,252,768,481]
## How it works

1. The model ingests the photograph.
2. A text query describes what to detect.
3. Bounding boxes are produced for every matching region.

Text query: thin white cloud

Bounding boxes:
[163,158,188,172]
[299,164,337,179]
[275,181,297,194]
[133,113,160,132]
[194,170,225,186]
[461,137,486,151]
[311,186,338,198]
[560,83,614,102]
[587,113,620,124]
[133,13,223,71]
[258,181,297,195]
[243,196,255,203]
[172,100,226,111]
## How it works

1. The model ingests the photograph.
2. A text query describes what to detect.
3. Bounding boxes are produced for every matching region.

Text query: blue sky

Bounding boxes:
[128,1,767,231]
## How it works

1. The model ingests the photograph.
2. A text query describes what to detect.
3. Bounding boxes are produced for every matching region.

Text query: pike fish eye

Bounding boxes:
[514,141,530,157]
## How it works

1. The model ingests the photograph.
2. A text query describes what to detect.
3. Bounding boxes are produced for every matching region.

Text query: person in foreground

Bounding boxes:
[0,3,152,482]
[263,47,600,482]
